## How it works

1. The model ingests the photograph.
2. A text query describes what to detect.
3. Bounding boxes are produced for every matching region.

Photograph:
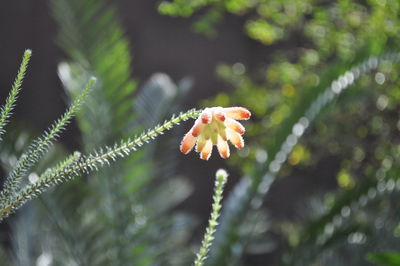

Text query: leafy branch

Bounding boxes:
[0,49,31,140]
[194,169,228,266]
[0,106,201,221]
[0,77,95,204]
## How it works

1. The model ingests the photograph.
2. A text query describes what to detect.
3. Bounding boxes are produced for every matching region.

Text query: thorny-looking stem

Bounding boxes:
[0,77,95,204]
[0,49,32,140]
[0,109,202,220]
[194,169,228,266]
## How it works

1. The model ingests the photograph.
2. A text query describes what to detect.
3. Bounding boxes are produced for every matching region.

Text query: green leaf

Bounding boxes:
[367,251,400,266]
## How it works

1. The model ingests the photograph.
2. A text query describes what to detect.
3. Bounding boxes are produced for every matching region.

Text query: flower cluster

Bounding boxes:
[180,107,251,160]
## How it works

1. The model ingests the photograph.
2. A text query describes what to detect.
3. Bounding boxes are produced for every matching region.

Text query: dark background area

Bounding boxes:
[0,0,265,129]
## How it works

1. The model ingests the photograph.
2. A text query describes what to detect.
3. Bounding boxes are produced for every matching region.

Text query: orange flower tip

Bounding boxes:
[219,150,230,159]
[201,112,212,124]
[225,107,251,120]
[226,118,246,135]
[239,108,251,120]
[200,152,211,160]
[180,144,191,154]
[191,123,203,137]
[180,133,196,154]
[217,137,230,159]
[236,142,244,149]
[230,134,244,149]
[215,111,226,122]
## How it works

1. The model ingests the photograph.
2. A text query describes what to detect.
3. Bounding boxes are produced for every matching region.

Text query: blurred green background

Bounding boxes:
[0,0,400,265]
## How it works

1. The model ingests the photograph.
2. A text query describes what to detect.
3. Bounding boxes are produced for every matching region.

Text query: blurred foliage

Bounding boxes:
[39,0,198,263]
[367,251,400,266]
[0,0,197,265]
[159,0,400,50]
[160,0,400,265]
[0,0,399,265]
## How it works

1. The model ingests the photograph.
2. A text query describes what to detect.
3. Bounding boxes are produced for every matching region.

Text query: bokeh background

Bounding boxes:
[1,0,400,265]
[0,0,265,216]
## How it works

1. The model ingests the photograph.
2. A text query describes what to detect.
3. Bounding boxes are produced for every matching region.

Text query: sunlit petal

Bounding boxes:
[200,140,213,160]
[225,118,245,135]
[214,110,226,122]
[201,109,212,124]
[180,131,197,154]
[196,136,207,152]
[217,136,230,159]
[191,119,204,137]
[227,128,244,149]
[224,107,251,120]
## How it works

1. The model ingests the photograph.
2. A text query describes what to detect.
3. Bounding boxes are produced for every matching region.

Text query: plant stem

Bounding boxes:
[0,109,202,220]
[194,169,228,266]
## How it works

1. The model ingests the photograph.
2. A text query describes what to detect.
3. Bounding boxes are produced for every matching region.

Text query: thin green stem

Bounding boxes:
[194,169,228,266]
[0,109,202,220]
[0,77,96,204]
[0,50,32,140]
[69,109,201,174]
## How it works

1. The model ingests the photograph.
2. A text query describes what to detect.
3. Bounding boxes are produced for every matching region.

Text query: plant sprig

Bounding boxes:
[0,106,201,220]
[0,77,96,204]
[0,49,32,140]
[194,169,228,266]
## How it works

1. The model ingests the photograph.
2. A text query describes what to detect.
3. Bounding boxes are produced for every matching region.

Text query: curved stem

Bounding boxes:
[0,109,202,221]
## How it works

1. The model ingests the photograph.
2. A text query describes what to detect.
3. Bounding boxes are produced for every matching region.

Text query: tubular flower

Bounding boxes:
[180,107,251,160]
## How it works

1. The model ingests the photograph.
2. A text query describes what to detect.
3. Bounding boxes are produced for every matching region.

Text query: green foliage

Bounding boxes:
[194,169,228,266]
[0,108,198,220]
[0,51,198,221]
[52,0,137,140]
[0,0,204,266]
[2,0,400,265]
[0,77,94,210]
[0,11,201,261]
[158,0,215,17]
[206,53,400,265]
[282,148,400,265]
[245,19,283,45]
[159,1,400,263]
[367,251,400,266]
[159,0,400,52]
[0,51,201,266]
[0,54,96,221]
[0,50,31,140]
[158,0,224,37]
